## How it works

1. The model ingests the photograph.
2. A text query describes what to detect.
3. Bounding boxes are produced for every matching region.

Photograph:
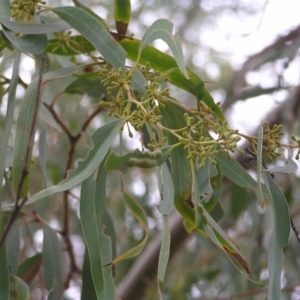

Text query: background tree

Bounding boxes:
[1,1,300,300]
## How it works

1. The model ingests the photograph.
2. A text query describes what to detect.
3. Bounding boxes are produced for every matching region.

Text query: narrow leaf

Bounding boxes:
[256,126,264,207]
[12,64,91,201]
[0,245,10,300]
[112,191,149,264]
[1,26,47,54]
[160,103,194,226]
[157,162,174,215]
[157,215,170,299]
[52,7,126,69]
[81,248,98,300]
[6,224,20,276]
[138,19,188,79]
[74,0,109,31]
[265,157,298,174]
[262,172,290,300]
[0,50,20,218]
[23,118,125,206]
[42,225,63,300]
[80,164,115,300]
[0,0,70,34]
[216,153,269,201]
[119,38,224,120]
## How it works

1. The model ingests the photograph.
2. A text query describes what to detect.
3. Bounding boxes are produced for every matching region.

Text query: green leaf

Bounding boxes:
[47,35,95,56]
[22,118,125,206]
[12,276,30,300]
[202,164,222,213]
[52,7,126,69]
[157,215,170,299]
[65,73,107,97]
[0,31,12,52]
[199,204,250,274]
[138,19,188,79]
[120,38,224,120]
[112,191,149,264]
[81,248,98,300]
[17,253,42,285]
[80,164,115,300]
[6,224,20,276]
[0,245,10,300]
[12,64,90,200]
[1,26,47,54]
[114,0,131,36]
[42,225,63,300]
[74,0,109,31]
[262,172,290,300]
[216,153,269,201]
[0,0,70,34]
[256,126,264,207]
[105,148,171,174]
[160,103,194,226]
[0,50,20,219]
[266,157,298,174]
[157,162,174,215]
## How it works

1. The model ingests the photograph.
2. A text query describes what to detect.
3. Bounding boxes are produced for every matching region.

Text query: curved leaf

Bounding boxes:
[12,276,30,300]
[1,26,47,54]
[138,19,188,79]
[160,102,194,226]
[265,157,298,174]
[80,164,115,300]
[42,225,63,300]
[12,64,91,200]
[157,162,174,215]
[112,191,149,264]
[120,38,224,120]
[0,0,70,34]
[157,215,170,299]
[0,50,20,214]
[23,118,125,206]
[262,172,290,300]
[52,6,126,69]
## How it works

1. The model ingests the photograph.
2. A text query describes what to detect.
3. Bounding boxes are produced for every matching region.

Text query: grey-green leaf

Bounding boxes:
[1,26,47,54]
[52,7,126,69]
[23,118,125,206]
[266,157,298,174]
[262,172,290,300]
[80,165,115,300]
[138,19,188,79]
[42,225,63,300]
[157,162,174,215]
[12,276,30,300]
[0,245,10,300]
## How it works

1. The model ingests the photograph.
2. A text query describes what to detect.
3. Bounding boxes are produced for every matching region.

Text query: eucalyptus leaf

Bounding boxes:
[80,163,115,300]
[21,118,125,206]
[265,157,298,174]
[42,225,63,300]
[1,26,47,54]
[262,172,290,300]
[112,191,149,264]
[12,276,30,300]
[138,19,188,79]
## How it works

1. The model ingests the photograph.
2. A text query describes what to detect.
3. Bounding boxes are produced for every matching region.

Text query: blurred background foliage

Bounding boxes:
[1,0,300,299]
